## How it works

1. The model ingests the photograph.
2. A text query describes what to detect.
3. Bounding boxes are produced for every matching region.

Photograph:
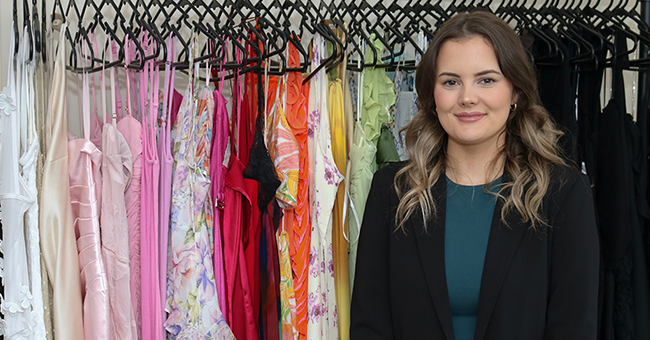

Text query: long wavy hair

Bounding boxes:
[394,11,566,232]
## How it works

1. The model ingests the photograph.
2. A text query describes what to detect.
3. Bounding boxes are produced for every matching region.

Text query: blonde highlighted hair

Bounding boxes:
[394,11,566,232]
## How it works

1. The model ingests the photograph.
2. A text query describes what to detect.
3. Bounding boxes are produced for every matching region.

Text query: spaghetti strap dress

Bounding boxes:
[38,23,85,340]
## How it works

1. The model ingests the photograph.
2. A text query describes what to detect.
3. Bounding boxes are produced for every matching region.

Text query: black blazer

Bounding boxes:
[350,163,599,340]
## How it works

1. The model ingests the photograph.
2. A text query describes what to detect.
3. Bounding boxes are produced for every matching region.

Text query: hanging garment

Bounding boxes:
[594,31,650,340]
[158,37,177,334]
[361,34,396,146]
[20,24,47,340]
[211,80,229,321]
[222,65,259,339]
[0,25,38,340]
[328,78,351,340]
[284,41,311,340]
[166,62,234,338]
[140,54,163,340]
[101,122,138,340]
[68,59,111,340]
[33,26,54,340]
[68,137,110,340]
[307,33,344,340]
[348,68,376,292]
[260,200,281,340]
[117,66,143,339]
[277,206,299,340]
[267,73,300,340]
[375,125,400,170]
[38,23,85,340]
[534,29,579,164]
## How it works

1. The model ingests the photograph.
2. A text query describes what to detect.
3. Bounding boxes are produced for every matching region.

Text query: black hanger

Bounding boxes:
[13,0,19,57]
[32,0,40,57]
[302,23,338,85]
[23,0,33,62]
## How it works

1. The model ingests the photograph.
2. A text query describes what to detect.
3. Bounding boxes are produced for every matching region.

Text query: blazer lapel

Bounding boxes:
[474,172,527,340]
[413,176,455,340]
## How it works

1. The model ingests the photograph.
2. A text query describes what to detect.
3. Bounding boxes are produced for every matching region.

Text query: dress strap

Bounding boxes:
[89,31,99,120]
[82,40,91,140]
[108,36,118,126]
[124,35,133,119]
[167,36,177,136]
[100,33,108,123]
[111,39,123,121]
[150,37,160,130]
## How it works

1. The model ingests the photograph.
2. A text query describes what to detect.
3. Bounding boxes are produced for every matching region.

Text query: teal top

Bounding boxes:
[444,176,501,340]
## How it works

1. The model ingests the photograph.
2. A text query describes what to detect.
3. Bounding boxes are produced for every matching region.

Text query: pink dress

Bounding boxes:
[158,37,177,333]
[211,78,229,319]
[140,52,163,340]
[68,136,110,340]
[101,122,138,340]
[117,65,143,339]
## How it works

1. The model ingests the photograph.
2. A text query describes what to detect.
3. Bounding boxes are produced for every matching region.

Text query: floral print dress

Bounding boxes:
[306,33,343,340]
[165,57,234,338]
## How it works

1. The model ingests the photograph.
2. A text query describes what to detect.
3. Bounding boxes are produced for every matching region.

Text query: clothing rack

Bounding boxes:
[6,1,650,340]
[16,0,649,79]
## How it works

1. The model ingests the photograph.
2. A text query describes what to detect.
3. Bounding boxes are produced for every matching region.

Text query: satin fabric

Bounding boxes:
[211,87,229,319]
[328,78,351,340]
[68,137,111,340]
[284,41,311,340]
[39,24,86,340]
[222,68,259,339]
[101,123,138,340]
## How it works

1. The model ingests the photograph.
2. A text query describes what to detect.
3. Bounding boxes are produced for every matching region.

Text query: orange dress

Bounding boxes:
[285,41,311,340]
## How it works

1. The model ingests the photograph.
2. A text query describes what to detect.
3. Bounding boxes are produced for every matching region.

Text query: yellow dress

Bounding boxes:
[329,78,350,340]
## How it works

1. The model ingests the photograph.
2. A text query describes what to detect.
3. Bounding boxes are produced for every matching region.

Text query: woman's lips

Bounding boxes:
[455,112,486,122]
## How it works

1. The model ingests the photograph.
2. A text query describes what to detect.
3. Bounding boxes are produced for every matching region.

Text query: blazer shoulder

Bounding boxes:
[548,164,592,198]
[546,164,594,220]
[371,161,408,191]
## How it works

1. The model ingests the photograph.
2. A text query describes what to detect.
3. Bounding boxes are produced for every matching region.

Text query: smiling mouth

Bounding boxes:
[455,112,486,122]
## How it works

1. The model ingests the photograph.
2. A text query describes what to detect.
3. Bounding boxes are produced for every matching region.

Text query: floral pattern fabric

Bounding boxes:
[306,33,343,340]
[165,77,234,339]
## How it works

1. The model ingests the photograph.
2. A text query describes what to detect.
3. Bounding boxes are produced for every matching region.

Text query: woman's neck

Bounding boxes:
[445,140,505,186]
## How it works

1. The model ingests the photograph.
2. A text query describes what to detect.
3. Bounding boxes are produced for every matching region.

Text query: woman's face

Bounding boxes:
[433,36,515,150]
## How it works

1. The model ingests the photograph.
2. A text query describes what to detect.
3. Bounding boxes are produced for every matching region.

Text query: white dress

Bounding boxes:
[18,26,47,340]
[306,33,343,340]
[0,26,37,340]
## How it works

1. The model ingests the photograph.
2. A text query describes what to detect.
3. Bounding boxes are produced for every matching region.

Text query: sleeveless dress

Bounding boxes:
[140,54,163,340]
[101,122,138,340]
[118,54,143,338]
[38,23,85,340]
[307,33,344,340]
[166,66,234,338]
[0,26,37,340]
[67,57,111,340]
[284,42,311,339]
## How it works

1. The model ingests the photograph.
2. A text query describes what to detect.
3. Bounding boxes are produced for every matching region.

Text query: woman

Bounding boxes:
[350,11,599,340]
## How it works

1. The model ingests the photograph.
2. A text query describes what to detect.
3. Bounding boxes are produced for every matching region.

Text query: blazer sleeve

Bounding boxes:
[545,173,600,339]
[350,168,396,340]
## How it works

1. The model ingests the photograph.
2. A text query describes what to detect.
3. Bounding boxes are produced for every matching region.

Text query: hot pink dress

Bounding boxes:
[140,51,163,340]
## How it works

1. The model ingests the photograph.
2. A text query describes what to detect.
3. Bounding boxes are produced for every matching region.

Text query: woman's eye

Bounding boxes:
[443,79,459,86]
[480,78,496,84]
